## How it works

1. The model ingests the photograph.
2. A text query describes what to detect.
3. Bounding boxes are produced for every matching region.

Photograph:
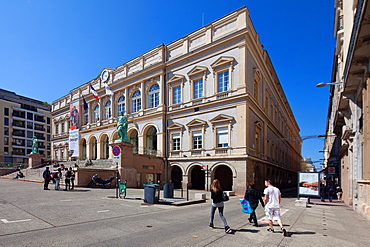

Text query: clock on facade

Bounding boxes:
[101,70,109,82]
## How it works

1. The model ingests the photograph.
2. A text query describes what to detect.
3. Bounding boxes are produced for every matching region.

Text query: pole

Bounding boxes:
[116,163,119,199]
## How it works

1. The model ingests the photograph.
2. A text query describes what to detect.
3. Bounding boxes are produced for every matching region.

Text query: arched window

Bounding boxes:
[132,90,141,113]
[104,100,111,120]
[148,84,160,108]
[118,96,125,115]
[93,105,100,122]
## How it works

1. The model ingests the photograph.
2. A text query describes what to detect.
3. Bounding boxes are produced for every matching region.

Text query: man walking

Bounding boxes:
[264,180,288,236]
[42,167,51,190]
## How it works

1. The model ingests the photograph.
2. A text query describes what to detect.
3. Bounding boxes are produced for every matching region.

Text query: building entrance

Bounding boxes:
[214,165,233,191]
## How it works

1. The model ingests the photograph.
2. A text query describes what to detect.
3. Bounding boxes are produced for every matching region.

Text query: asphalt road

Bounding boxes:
[0,178,309,247]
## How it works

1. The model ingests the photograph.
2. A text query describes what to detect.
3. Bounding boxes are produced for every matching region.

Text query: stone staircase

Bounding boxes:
[1,168,44,183]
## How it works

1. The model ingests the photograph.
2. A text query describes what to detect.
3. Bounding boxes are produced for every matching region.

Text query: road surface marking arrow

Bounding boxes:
[1,219,31,224]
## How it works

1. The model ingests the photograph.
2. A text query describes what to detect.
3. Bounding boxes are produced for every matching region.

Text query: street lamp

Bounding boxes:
[316,82,344,87]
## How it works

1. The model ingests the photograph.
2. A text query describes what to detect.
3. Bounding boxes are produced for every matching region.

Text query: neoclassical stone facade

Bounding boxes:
[51,7,301,194]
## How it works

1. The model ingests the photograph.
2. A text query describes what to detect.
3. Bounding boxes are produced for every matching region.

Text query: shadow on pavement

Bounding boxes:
[234,228,259,233]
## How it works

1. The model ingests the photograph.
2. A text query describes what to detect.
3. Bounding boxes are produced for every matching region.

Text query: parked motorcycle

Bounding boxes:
[87,174,114,188]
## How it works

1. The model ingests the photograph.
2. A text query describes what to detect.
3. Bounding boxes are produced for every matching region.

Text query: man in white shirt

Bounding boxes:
[264,180,288,236]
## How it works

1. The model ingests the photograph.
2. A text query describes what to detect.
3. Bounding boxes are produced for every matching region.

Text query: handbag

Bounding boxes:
[222,192,229,201]
[240,199,253,213]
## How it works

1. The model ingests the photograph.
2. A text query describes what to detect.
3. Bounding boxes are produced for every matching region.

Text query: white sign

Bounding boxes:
[68,130,79,157]
[113,156,120,164]
[298,172,320,196]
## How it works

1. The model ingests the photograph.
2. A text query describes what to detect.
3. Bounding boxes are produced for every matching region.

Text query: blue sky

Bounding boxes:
[0,0,335,168]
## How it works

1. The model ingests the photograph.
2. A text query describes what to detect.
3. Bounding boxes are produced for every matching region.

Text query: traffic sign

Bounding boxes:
[328,167,335,174]
[112,146,121,156]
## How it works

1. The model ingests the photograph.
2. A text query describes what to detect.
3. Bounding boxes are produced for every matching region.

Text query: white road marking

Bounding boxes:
[97,210,110,213]
[60,199,72,202]
[1,218,31,224]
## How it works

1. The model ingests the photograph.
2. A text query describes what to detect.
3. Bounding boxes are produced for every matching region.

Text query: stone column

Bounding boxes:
[28,153,42,169]
[109,141,137,188]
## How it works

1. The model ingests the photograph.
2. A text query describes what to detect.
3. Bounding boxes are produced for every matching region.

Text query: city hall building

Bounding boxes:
[51,7,302,194]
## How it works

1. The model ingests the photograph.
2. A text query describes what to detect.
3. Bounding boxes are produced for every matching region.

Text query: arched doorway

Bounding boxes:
[191,165,205,190]
[130,130,138,153]
[171,165,183,189]
[101,134,109,159]
[90,137,97,160]
[214,165,233,191]
[254,165,263,191]
[146,126,157,151]
[80,139,87,160]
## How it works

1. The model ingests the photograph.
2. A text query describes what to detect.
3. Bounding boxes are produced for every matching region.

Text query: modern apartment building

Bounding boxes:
[0,89,52,166]
[51,7,302,193]
[323,0,370,220]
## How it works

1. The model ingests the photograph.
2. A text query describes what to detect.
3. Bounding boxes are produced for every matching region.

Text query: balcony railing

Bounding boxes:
[12,132,25,137]
[12,112,25,118]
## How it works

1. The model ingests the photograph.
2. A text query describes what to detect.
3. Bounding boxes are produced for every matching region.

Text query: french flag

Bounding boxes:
[90,85,99,100]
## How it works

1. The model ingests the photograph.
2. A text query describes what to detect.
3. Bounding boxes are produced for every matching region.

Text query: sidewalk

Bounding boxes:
[221,197,370,247]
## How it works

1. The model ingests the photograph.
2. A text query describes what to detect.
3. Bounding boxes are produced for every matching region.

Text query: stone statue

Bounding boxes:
[31,136,39,154]
[116,112,130,142]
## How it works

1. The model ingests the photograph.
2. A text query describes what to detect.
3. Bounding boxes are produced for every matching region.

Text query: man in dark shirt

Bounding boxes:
[244,182,264,227]
[42,167,51,190]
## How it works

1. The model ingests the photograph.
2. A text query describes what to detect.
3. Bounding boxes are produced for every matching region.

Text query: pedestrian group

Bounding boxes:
[209,179,288,236]
[43,165,75,191]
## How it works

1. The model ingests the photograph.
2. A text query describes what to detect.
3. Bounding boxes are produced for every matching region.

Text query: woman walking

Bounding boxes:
[244,182,264,227]
[209,179,232,233]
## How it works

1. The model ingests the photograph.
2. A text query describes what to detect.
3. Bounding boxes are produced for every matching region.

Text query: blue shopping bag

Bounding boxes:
[240,199,253,214]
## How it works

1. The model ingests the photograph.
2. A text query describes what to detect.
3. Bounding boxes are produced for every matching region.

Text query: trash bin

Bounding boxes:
[163,183,174,198]
[144,184,160,204]
[119,182,127,198]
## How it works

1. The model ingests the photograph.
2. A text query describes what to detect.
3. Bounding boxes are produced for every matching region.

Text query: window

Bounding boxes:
[27,112,33,120]
[253,69,262,101]
[83,109,88,125]
[27,122,33,129]
[4,137,9,145]
[4,107,9,116]
[4,117,9,126]
[217,71,229,93]
[4,147,9,155]
[27,130,33,138]
[104,100,112,120]
[61,122,65,133]
[27,140,33,147]
[4,127,9,135]
[148,84,160,108]
[94,105,100,122]
[168,74,184,105]
[192,131,202,149]
[47,126,50,133]
[118,96,125,115]
[47,117,51,124]
[217,128,228,147]
[193,79,203,99]
[173,86,181,104]
[47,134,50,141]
[132,90,141,113]
[55,124,59,135]
[172,133,180,151]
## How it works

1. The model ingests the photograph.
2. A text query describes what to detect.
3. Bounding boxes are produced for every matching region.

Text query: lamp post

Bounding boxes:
[315,82,343,87]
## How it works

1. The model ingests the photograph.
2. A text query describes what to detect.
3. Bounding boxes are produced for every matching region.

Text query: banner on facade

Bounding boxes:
[298,172,320,197]
[70,101,80,130]
[69,101,80,157]
[69,129,79,157]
